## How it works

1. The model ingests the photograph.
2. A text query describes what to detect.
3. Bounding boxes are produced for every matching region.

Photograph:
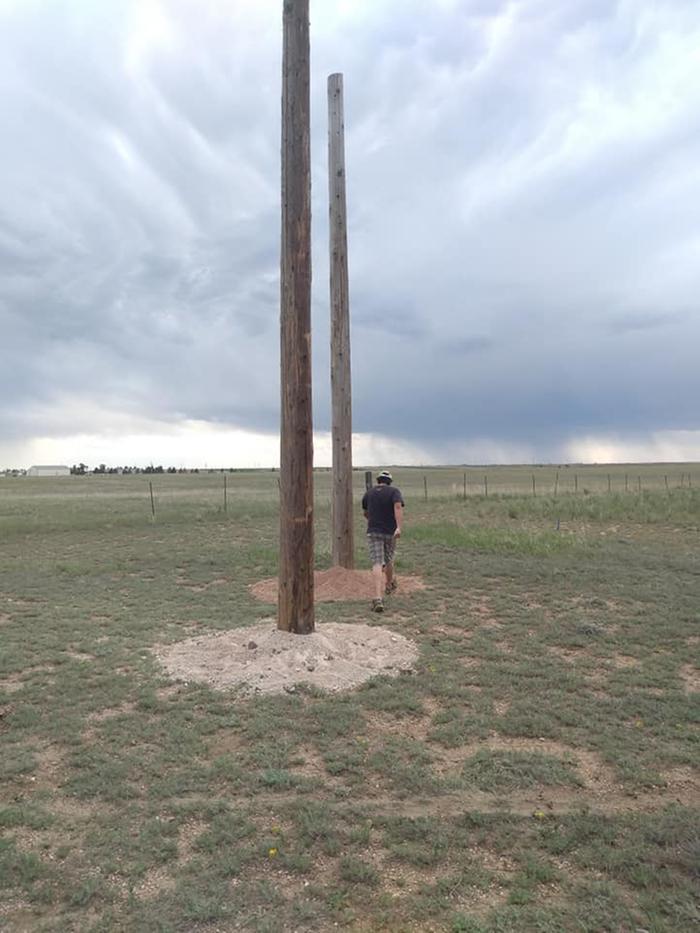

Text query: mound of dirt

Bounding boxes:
[154,621,418,695]
[250,566,425,603]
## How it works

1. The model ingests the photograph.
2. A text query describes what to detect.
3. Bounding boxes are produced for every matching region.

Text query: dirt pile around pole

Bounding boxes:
[154,621,419,695]
[250,566,425,603]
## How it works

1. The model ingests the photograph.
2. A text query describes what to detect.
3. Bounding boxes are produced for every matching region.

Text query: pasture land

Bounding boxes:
[0,467,698,931]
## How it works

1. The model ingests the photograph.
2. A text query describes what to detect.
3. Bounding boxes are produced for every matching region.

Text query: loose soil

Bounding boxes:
[249,566,425,603]
[154,620,419,695]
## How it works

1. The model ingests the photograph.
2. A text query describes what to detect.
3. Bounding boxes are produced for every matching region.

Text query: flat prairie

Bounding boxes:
[0,467,698,932]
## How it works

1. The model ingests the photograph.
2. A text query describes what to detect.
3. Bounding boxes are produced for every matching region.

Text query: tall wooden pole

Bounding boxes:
[328,73,354,569]
[279,0,314,634]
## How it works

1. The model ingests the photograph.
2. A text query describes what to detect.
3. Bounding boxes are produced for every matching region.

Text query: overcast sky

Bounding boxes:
[2,0,699,468]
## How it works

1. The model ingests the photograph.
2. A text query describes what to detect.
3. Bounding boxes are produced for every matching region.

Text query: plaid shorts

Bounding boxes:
[367,533,397,567]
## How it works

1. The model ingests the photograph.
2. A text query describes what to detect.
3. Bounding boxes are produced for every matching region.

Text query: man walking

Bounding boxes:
[362,470,404,612]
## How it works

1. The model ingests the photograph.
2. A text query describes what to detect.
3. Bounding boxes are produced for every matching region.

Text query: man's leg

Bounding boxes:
[385,560,394,591]
[372,562,384,600]
[367,535,385,611]
[384,536,397,595]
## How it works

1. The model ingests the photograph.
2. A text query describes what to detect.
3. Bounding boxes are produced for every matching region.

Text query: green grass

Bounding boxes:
[411,521,583,555]
[0,468,698,931]
[461,750,582,791]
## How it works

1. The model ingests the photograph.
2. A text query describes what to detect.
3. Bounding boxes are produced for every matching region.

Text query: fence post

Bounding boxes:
[423,475,428,501]
[223,474,228,513]
[364,471,372,491]
[637,475,642,494]
[553,471,559,497]
[484,474,488,497]
[463,471,467,500]
[149,481,156,520]
[574,474,578,494]
[532,474,536,497]
[607,474,611,493]
[664,474,669,492]
[625,473,628,492]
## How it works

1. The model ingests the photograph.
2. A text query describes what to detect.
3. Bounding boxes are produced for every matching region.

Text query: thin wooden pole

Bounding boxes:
[328,72,354,569]
[424,475,428,501]
[463,472,467,500]
[223,474,228,513]
[279,0,314,634]
[149,481,155,520]
[364,470,372,491]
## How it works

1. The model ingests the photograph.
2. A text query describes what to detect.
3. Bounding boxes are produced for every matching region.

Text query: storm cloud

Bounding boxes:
[1,0,699,466]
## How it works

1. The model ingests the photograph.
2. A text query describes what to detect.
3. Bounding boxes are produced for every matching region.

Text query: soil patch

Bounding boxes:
[680,663,700,693]
[250,567,425,603]
[154,621,419,695]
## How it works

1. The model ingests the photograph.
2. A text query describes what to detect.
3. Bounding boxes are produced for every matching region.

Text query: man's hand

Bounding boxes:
[394,527,401,538]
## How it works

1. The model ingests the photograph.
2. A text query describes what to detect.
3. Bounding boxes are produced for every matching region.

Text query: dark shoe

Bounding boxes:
[371,598,384,613]
[385,579,397,596]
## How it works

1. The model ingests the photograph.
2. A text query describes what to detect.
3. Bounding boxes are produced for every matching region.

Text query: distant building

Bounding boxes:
[27,465,70,477]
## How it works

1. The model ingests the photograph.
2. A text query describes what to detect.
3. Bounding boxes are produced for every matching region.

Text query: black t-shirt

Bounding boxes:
[362,484,404,535]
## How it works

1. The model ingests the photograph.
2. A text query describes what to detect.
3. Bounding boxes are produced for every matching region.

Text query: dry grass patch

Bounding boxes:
[85,701,137,724]
[547,645,587,663]
[659,766,699,794]
[609,654,641,669]
[131,866,177,900]
[176,819,208,864]
[679,663,700,693]
[290,745,335,782]
[364,707,436,744]
[0,675,25,695]
[250,567,426,603]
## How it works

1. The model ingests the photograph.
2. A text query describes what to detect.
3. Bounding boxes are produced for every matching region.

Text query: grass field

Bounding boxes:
[1,467,698,932]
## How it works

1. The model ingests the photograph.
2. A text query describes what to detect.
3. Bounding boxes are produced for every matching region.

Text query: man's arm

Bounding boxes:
[393,502,403,537]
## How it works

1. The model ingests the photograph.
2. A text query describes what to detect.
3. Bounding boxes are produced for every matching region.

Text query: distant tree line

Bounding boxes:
[69,464,246,475]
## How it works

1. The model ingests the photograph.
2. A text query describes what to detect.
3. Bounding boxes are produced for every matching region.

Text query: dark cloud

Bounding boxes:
[1,0,700,464]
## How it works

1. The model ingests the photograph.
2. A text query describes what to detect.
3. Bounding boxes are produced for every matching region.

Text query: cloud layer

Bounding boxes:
[1,0,699,466]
